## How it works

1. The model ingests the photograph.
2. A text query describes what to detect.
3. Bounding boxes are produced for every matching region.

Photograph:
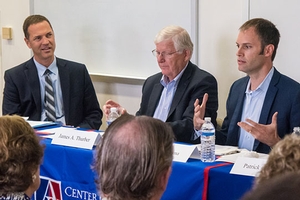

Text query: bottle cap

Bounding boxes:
[204,117,211,122]
[293,127,300,133]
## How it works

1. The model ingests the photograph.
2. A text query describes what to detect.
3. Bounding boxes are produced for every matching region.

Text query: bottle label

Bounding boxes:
[201,131,214,137]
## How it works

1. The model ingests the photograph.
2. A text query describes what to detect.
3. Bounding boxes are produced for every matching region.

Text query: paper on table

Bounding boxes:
[196,144,269,163]
[35,130,55,136]
[27,120,57,128]
[197,144,240,156]
[216,150,269,163]
[36,127,64,139]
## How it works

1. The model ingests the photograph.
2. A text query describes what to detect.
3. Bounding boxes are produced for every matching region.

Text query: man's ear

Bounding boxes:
[264,44,274,58]
[183,49,192,62]
[160,166,172,191]
[24,37,32,49]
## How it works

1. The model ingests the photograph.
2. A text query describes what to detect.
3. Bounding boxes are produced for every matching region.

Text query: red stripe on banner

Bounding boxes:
[202,162,232,200]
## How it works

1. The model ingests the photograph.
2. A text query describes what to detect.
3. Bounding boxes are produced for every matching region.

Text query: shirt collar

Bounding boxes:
[34,57,58,77]
[245,67,274,94]
[160,63,188,87]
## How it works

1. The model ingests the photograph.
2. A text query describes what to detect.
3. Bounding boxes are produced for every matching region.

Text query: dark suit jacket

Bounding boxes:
[2,57,102,130]
[136,61,218,143]
[218,68,300,153]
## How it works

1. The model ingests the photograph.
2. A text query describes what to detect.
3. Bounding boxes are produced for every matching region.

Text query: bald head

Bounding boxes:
[94,114,174,200]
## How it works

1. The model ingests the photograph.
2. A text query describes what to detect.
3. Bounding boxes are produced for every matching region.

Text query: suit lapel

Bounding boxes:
[229,78,248,144]
[259,69,279,124]
[57,58,70,122]
[147,83,163,116]
[168,63,192,118]
[24,59,42,115]
[253,68,280,150]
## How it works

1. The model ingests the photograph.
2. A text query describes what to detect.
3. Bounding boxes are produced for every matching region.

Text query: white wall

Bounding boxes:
[0,0,142,130]
[91,76,142,130]
[1,0,299,130]
[198,0,249,118]
[250,0,300,83]
[0,0,32,72]
[0,0,32,112]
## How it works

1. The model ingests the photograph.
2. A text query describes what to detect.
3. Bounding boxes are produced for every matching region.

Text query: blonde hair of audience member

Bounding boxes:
[154,25,194,59]
[0,115,44,198]
[255,134,300,185]
[94,114,174,200]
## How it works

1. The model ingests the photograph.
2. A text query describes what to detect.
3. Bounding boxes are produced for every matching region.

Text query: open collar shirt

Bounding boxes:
[153,64,188,122]
[238,67,274,151]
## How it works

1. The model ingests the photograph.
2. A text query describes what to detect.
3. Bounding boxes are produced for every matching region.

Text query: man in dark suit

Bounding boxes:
[2,15,102,130]
[104,25,218,143]
[194,18,300,153]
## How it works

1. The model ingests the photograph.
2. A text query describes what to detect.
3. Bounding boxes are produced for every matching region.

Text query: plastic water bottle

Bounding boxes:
[293,127,300,136]
[106,107,119,126]
[201,117,215,162]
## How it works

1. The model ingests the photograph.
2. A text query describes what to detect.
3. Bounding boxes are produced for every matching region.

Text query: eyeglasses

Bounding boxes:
[152,49,180,58]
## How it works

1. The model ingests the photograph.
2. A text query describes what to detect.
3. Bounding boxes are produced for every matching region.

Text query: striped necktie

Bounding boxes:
[44,69,56,122]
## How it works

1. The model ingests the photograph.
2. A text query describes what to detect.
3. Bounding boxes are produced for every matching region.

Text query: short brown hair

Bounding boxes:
[23,14,53,39]
[0,115,44,194]
[93,114,174,200]
[239,18,280,61]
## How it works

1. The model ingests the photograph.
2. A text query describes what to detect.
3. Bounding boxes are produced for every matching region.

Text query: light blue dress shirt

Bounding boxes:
[153,65,187,122]
[238,67,274,151]
[34,57,66,124]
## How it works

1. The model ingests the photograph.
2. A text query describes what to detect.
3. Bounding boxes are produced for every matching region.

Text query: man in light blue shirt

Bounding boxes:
[194,18,300,153]
[103,25,218,143]
[3,15,102,130]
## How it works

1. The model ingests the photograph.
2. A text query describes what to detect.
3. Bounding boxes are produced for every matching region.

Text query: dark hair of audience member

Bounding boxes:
[241,172,300,200]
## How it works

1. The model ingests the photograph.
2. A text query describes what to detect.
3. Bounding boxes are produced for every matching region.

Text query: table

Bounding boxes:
[162,160,254,200]
[33,138,254,200]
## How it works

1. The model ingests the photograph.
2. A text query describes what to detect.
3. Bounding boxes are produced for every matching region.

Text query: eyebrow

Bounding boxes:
[236,42,252,45]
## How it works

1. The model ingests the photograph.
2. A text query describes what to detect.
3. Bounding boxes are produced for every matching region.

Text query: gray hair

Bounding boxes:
[154,25,193,56]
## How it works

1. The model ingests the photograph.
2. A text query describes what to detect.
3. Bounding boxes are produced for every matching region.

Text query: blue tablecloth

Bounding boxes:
[162,159,254,200]
[34,137,254,200]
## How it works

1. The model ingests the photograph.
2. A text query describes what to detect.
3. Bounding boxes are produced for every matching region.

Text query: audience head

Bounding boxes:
[0,115,44,197]
[241,172,300,200]
[255,133,300,185]
[239,18,280,61]
[153,25,193,80]
[94,114,174,200]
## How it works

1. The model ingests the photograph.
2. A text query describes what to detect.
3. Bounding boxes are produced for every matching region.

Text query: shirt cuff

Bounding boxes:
[192,129,201,140]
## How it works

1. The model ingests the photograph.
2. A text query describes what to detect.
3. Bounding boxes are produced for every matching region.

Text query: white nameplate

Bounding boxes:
[173,143,200,163]
[51,128,100,150]
[230,156,267,177]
